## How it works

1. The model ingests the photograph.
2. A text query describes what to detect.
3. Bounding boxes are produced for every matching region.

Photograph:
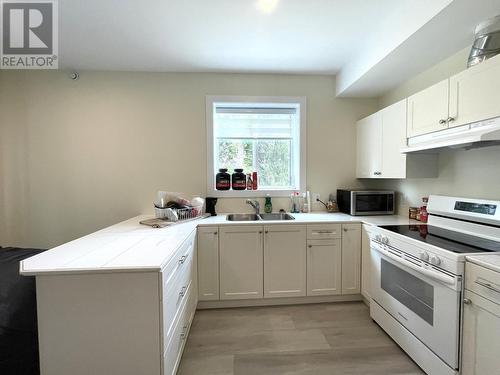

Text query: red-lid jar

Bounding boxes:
[232,169,246,190]
[215,168,230,190]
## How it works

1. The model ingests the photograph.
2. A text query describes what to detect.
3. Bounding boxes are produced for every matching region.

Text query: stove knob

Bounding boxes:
[381,236,389,245]
[430,255,441,266]
[375,234,382,242]
[420,252,430,262]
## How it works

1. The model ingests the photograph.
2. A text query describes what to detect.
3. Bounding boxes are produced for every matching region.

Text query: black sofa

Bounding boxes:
[0,247,45,375]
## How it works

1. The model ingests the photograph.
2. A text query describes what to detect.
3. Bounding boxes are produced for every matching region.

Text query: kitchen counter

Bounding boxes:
[20,213,417,276]
[466,254,500,273]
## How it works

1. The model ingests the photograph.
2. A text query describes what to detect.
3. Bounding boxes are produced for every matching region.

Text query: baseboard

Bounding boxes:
[197,294,362,309]
[370,300,458,375]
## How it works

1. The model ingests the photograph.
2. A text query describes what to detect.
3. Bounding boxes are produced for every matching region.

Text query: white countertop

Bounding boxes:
[20,213,417,276]
[466,254,500,273]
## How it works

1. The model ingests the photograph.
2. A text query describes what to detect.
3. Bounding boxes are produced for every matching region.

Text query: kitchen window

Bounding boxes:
[206,96,306,197]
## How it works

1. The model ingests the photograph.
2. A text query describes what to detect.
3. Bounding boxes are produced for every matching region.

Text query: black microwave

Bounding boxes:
[337,190,395,216]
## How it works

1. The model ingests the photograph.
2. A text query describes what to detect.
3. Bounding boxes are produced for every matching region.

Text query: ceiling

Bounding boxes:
[60,0,500,97]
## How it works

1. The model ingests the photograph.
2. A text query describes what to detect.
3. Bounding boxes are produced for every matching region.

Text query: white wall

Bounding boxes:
[0,71,377,248]
[368,47,500,212]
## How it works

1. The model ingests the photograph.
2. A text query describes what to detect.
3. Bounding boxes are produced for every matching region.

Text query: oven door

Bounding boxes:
[370,241,461,369]
[352,192,394,215]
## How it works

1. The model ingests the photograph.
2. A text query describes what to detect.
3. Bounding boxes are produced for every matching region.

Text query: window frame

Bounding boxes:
[206,95,307,197]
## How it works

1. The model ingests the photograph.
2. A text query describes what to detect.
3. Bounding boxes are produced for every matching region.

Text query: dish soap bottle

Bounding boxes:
[264,195,272,214]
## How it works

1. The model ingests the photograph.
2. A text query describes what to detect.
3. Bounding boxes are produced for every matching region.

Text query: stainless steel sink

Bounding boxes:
[226,213,261,221]
[259,213,295,221]
[225,213,295,221]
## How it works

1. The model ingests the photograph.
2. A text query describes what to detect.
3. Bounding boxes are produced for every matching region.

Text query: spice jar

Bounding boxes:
[409,207,419,220]
[215,168,230,190]
[232,169,246,190]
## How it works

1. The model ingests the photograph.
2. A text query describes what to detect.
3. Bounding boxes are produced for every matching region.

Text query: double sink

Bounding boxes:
[226,213,295,221]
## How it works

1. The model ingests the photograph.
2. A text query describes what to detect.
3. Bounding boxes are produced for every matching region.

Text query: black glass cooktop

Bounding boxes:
[381,225,500,254]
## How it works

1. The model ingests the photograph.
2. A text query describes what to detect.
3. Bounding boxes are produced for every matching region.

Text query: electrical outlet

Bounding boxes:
[314,193,321,202]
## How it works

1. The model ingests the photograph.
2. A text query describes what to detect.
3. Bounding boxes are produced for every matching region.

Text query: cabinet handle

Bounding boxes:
[315,230,333,234]
[180,325,188,340]
[475,279,500,294]
[265,230,269,234]
[259,231,263,234]
[178,255,187,264]
[179,286,187,297]
[439,119,447,124]
[373,171,382,176]
[213,231,218,235]
[463,298,472,305]
[447,117,455,122]
[308,245,312,248]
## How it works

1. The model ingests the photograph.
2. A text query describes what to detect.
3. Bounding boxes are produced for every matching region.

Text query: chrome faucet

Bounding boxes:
[246,199,260,215]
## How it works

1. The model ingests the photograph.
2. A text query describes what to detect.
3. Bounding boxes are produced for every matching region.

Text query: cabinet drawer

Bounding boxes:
[163,282,196,375]
[307,224,341,240]
[466,262,500,303]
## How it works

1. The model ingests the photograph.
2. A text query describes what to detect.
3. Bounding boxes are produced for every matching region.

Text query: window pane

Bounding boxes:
[256,140,291,188]
[217,140,253,174]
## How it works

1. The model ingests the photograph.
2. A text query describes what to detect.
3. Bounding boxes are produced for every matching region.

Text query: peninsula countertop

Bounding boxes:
[20,213,417,276]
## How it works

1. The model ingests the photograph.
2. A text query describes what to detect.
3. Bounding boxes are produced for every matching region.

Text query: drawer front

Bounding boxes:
[307,224,342,240]
[163,282,195,375]
[161,232,196,284]
[466,262,500,303]
[161,234,196,350]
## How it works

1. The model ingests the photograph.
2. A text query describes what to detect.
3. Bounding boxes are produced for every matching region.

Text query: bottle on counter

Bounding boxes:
[264,195,272,213]
[252,171,258,190]
[420,197,429,223]
[246,174,253,190]
[215,168,230,190]
[232,168,246,190]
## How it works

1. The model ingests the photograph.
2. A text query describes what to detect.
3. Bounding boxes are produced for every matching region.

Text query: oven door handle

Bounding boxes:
[371,242,457,286]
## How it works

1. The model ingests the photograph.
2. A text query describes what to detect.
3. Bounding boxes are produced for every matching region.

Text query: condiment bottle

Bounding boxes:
[246,174,253,190]
[252,172,258,190]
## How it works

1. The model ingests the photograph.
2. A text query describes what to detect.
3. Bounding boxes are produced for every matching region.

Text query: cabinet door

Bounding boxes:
[341,224,361,295]
[381,99,407,178]
[407,79,449,137]
[307,239,341,296]
[462,290,500,375]
[449,55,500,128]
[219,226,263,300]
[361,224,372,300]
[264,225,306,298]
[356,112,382,178]
[197,226,219,301]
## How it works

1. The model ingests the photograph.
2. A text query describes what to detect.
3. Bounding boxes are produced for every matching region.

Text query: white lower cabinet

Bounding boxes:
[307,239,341,296]
[219,225,264,300]
[341,224,361,295]
[264,225,307,298]
[197,226,219,301]
[461,262,500,375]
[361,224,372,300]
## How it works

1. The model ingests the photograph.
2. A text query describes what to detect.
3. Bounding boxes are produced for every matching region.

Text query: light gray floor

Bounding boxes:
[178,302,424,375]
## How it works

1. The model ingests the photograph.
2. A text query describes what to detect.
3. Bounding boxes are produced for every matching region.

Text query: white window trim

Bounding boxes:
[206,95,307,198]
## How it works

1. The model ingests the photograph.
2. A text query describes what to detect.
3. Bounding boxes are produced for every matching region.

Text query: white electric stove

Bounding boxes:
[368,195,500,375]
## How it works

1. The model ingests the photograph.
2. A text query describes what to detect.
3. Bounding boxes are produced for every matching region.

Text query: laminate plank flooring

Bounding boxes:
[177,302,424,375]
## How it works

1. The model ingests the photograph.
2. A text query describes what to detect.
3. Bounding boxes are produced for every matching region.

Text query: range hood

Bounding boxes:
[402,117,500,153]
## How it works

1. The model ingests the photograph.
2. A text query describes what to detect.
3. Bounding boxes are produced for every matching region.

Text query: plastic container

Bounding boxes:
[232,169,246,190]
[216,169,231,190]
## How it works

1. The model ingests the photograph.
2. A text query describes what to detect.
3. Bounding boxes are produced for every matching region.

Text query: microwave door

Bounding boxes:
[352,193,394,215]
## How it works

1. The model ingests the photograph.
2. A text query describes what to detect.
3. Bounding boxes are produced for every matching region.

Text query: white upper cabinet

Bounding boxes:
[449,54,500,129]
[356,112,382,178]
[356,99,409,179]
[380,99,407,178]
[407,79,449,138]
[263,225,307,298]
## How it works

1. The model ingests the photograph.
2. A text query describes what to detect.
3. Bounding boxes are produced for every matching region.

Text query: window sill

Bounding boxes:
[207,189,300,198]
